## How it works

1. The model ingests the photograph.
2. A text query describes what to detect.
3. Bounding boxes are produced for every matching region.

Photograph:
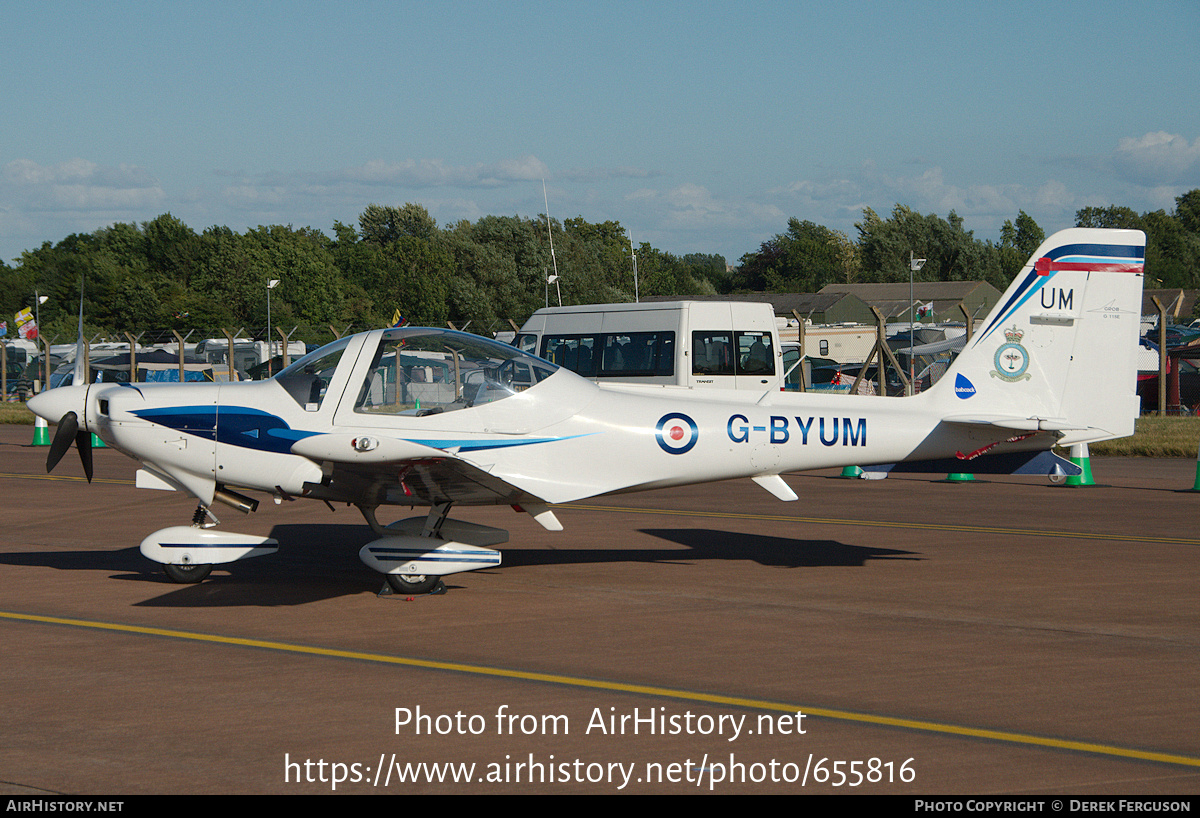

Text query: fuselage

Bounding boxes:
[28,327,1030,508]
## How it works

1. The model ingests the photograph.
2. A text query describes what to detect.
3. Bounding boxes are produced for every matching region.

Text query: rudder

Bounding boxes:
[932,228,1145,444]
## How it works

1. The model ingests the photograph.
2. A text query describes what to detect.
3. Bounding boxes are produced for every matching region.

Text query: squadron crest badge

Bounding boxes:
[991,326,1032,382]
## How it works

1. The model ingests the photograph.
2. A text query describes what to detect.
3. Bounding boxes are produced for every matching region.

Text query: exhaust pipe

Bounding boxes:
[212,487,260,514]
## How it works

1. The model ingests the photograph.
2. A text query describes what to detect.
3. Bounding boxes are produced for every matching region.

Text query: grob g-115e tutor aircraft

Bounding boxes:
[28,228,1146,594]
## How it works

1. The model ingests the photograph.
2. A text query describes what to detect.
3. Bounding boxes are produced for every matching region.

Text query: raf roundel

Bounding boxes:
[655,412,698,454]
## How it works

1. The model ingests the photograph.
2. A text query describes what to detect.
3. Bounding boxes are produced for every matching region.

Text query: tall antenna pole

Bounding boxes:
[542,179,559,280]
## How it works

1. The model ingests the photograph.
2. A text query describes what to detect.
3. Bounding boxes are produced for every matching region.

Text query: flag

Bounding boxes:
[15,307,33,326]
[18,321,37,340]
[916,301,934,319]
[391,309,405,327]
[0,321,6,337]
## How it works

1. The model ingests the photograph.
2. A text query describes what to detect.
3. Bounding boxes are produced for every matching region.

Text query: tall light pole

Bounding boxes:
[266,279,280,376]
[34,291,48,335]
[34,292,49,388]
[908,252,926,395]
[630,236,639,303]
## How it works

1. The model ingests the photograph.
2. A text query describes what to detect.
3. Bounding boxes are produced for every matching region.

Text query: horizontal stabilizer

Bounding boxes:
[943,415,1086,432]
[864,450,1081,476]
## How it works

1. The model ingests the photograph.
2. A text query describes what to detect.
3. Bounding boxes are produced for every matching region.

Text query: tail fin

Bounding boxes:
[932,228,1145,444]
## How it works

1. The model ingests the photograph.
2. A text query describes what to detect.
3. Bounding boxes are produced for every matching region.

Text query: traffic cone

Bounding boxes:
[943,471,975,483]
[91,433,107,448]
[1190,439,1200,492]
[32,415,50,446]
[837,465,863,478]
[1064,443,1095,487]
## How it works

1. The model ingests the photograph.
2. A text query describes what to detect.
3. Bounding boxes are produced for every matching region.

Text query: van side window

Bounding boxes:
[693,331,774,376]
[541,335,597,377]
[692,331,734,375]
[543,332,674,378]
[600,332,674,376]
[737,331,774,375]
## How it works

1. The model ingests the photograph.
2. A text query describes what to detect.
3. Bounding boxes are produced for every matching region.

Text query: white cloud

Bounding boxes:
[331,155,551,188]
[558,165,660,183]
[1112,132,1200,186]
[2,158,163,212]
[769,160,1093,239]
[624,182,784,233]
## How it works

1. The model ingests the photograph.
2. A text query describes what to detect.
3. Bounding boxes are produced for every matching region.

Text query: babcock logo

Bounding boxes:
[954,373,976,400]
[656,412,698,454]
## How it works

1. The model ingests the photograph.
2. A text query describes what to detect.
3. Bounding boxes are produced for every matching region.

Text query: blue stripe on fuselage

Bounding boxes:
[131,406,586,455]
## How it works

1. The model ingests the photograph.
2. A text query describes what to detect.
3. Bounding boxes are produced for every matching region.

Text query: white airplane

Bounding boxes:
[28,228,1146,594]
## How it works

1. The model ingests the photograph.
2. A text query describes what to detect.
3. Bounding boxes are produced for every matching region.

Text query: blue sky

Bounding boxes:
[3,0,1198,267]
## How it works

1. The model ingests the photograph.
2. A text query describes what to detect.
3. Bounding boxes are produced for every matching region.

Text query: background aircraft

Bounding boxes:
[28,228,1146,594]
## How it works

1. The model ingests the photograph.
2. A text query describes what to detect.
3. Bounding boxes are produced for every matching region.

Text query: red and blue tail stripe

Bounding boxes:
[976,241,1144,344]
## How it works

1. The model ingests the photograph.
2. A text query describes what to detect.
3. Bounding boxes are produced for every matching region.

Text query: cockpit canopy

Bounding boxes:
[275,328,560,415]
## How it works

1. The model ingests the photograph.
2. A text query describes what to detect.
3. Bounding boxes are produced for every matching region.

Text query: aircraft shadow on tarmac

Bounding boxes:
[502,528,919,570]
[0,523,919,607]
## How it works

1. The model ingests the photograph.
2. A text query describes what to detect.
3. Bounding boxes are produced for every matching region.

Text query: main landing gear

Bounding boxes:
[358,502,506,596]
[140,503,279,585]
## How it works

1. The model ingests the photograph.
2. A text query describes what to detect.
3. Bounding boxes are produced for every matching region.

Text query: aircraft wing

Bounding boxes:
[289,433,545,509]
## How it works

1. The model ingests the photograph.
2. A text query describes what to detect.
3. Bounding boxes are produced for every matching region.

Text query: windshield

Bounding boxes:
[354,328,559,417]
[275,336,352,409]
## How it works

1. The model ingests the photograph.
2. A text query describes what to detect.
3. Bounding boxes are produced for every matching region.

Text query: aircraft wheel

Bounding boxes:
[163,562,213,584]
[386,573,439,594]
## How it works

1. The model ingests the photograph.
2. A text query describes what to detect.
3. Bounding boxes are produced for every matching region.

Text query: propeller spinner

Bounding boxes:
[28,384,95,483]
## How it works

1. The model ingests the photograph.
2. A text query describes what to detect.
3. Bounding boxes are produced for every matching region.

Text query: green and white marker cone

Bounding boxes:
[1065,443,1095,487]
[1191,439,1200,492]
[32,415,50,446]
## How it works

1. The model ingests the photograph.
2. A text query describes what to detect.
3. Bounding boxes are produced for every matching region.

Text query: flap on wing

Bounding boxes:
[308,447,553,510]
[752,474,799,502]
[515,500,564,531]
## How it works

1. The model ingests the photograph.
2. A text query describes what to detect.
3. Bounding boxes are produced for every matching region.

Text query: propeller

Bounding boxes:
[42,272,95,483]
[39,273,94,482]
[46,410,93,483]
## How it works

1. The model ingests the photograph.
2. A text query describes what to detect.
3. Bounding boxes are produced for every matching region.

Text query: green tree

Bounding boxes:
[734,218,841,292]
[359,203,438,244]
[242,225,342,326]
[998,210,1045,280]
[857,205,1002,287]
[1075,205,1143,230]
[1175,189,1200,234]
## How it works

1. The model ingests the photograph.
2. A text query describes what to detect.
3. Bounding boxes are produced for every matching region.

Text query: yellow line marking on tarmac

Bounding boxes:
[560,504,1200,547]
[4,609,1199,769]
[0,472,131,485]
